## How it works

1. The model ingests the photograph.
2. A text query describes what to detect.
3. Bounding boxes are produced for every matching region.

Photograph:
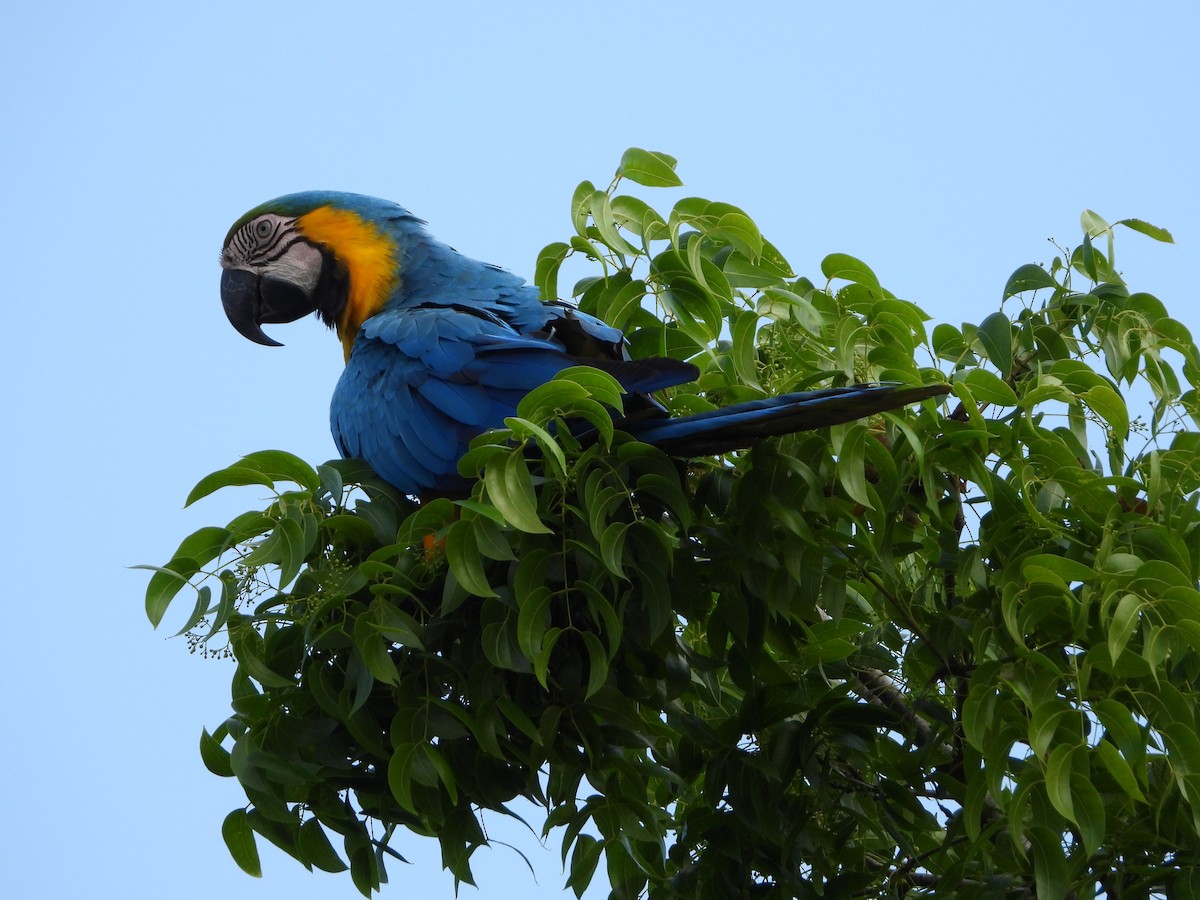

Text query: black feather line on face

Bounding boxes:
[313,247,351,330]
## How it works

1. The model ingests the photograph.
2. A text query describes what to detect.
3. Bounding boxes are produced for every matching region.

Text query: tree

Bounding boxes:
[145,149,1198,898]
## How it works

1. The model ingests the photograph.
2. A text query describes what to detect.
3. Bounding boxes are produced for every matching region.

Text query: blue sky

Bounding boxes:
[2,2,1196,897]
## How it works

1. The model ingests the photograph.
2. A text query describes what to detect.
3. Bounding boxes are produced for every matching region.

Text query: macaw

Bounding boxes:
[220,192,945,498]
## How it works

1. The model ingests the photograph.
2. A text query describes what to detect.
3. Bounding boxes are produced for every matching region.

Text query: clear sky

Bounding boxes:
[2,2,1196,898]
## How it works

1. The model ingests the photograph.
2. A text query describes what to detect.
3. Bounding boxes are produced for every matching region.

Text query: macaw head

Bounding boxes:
[220,192,415,358]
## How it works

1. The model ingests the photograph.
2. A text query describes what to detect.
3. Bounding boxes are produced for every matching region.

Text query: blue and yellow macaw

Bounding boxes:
[220,192,945,497]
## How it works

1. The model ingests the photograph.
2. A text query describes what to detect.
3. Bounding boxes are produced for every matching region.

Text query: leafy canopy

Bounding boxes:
[144,148,1200,898]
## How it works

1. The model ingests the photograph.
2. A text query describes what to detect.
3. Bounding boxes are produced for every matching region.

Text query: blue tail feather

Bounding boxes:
[625,384,947,455]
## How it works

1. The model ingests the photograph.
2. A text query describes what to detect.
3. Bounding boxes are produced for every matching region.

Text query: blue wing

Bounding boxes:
[331,304,695,496]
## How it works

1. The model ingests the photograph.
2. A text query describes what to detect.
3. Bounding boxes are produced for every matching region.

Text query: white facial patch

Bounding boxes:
[268,240,323,294]
[221,213,323,295]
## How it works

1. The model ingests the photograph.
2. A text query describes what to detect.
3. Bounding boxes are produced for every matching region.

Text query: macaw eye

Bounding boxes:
[254,220,274,240]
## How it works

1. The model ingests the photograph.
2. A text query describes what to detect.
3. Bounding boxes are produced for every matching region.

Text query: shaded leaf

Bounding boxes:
[222,810,262,878]
[299,819,349,873]
[200,727,234,777]
[976,311,1014,376]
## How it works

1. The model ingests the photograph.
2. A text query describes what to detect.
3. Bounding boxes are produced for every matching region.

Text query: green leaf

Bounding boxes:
[684,236,734,302]
[1003,263,1058,298]
[175,526,232,567]
[370,598,425,650]
[1070,772,1106,857]
[566,834,603,898]
[535,241,570,302]
[353,615,399,687]
[205,572,238,639]
[517,585,553,669]
[484,452,551,534]
[238,449,321,492]
[616,147,682,187]
[758,288,822,332]
[596,275,648,333]
[515,367,624,449]
[1044,743,1077,824]
[200,727,234,777]
[231,630,296,689]
[710,209,763,259]
[582,631,608,698]
[1095,740,1146,802]
[568,234,603,261]
[570,180,595,236]
[555,366,626,410]
[611,195,668,244]
[171,583,214,637]
[347,833,381,897]
[185,465,275,507]
[821,252,881,295]
[1020,554,1096,588]
[241,528,282,569]
[599,521,629,579]
[1109,592,1142,664]
[651,247,725,341]
[514,380,588,424]
[140,561,196,628]
[225,510,276,544]
[1083,384,1129,435]
[1163,722,1200,777]
[835,425,873,508]
[931,323,967,361]
[963,369,1017,406]
[1029,826,1068,900]
[222,809,262,878]
[322,513,377,545]
[1081,208,1111,238]
[387,744,418,814]
[422,743,459,804]
[588,190,639,257]
[444,521,497,598]
[976,311,1014,376]
[298,819,348,873]
[729,308,763,390]
[316,462,344,500]
[275,515,309,588]
[1080,232,1098,281]
[1116,217,1174,243]
[1029,701,1067,759]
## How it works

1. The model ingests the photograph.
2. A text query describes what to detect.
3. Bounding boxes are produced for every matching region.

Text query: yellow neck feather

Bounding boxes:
[296,207,399,361]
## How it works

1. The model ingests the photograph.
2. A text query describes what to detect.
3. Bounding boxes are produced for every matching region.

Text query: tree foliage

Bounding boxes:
[144,149,1200,897]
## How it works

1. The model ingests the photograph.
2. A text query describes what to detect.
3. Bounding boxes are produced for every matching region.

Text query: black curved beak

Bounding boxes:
[220,269,318,347]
